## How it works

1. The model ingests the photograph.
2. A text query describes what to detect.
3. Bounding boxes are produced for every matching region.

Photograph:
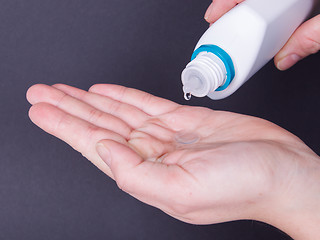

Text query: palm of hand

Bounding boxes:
[27,84,304,224]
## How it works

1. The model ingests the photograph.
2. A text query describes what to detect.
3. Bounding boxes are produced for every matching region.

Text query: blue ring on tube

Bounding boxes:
[191,45,235,91]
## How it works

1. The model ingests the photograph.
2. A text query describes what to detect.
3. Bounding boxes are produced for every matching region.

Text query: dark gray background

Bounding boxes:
[0,0,319,239]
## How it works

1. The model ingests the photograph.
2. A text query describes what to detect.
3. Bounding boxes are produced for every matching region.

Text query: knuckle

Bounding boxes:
[85,124,100,139]
[300,15,320,54]
[88,108,104,123]
[79,125,101,154]
[108,101,121,115]
[118,86,128,102]
[56,93,68,108]
[53,112,71,133]
[302,37,320,54]
[140,93,153,109]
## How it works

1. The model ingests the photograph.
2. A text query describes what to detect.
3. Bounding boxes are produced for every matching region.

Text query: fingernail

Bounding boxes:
[204,2,214,21]
[96,143,111,167]
[277,54,302,71]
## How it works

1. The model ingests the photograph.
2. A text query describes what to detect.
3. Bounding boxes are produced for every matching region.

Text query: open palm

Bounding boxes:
[26,84,316,226]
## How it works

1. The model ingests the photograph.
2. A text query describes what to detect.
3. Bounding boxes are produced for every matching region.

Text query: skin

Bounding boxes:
[27,84,320,239]
[204,0,320,71]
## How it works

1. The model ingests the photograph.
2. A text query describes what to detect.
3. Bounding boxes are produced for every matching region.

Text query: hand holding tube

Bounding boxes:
[204,0,320,70]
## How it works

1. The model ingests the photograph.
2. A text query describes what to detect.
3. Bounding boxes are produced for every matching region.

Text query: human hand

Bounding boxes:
[27,84,320,239]
[204,0,320,70]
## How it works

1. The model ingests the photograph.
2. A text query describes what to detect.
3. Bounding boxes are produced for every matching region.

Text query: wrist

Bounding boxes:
[260,153,320,239]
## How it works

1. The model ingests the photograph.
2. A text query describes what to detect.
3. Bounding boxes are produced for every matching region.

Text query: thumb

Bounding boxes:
[275,15,320,71]
[95,140,187,208]
[96,140,143,192]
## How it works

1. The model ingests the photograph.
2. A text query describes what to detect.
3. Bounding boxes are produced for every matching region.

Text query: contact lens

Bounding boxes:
[174,131,200,145]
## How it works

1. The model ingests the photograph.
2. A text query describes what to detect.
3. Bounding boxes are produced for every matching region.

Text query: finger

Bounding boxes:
[27,84,132,138]
[96,139,198,213]
[89,84,179,116]
[28,103,128,178]
[204,0,245,23]
[275,15,320,71]
[52,84,149,129]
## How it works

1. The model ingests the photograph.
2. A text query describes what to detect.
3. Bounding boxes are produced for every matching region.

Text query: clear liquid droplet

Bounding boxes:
[184,92,192,101]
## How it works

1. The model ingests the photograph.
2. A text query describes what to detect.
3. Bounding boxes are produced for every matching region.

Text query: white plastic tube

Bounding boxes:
[181,0,314,100]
